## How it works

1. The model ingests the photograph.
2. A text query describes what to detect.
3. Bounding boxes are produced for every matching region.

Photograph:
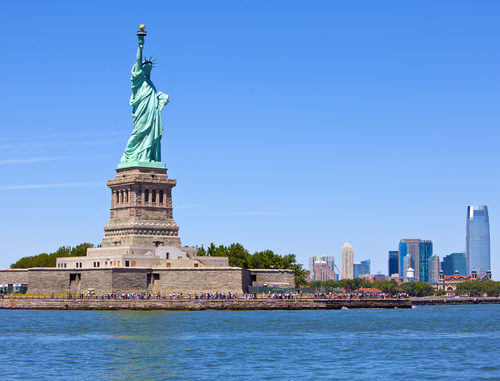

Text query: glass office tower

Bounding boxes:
[441,252,466,275]
[388,251,399,277]
[353,259,370,278]
[466,206,490,274]
[353,263,362,279]
[419,241,433,283]
[361,259,370,275]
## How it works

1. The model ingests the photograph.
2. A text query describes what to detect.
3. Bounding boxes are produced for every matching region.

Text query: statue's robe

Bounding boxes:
[120,63,169,165]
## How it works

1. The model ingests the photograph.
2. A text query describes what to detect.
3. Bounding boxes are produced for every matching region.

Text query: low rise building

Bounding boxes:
[436,270,492,295]
[373,273,388,281]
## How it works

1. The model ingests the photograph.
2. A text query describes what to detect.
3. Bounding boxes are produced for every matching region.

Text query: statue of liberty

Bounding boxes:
[118,25,169,169]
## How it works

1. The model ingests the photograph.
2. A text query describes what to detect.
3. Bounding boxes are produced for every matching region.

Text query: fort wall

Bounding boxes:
[0,267,295,295]
[152,268,246,293]
[0,269,29,284]
[112,268,149,293]
[249,269,295,287]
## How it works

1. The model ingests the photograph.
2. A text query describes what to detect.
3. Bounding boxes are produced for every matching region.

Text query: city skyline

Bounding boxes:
[0,2,499,279]
[308,209,491,282]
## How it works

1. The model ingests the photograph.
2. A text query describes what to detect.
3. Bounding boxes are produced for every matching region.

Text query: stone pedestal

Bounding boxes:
[102,166,181,247]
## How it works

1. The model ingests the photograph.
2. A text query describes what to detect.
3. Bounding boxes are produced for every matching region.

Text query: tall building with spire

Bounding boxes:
[341,243,354,280]
[466,205,490,274]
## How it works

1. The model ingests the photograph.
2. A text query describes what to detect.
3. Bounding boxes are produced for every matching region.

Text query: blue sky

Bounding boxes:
[1,1,499,278]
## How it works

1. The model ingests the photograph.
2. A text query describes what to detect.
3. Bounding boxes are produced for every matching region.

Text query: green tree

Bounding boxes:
[400,282,435,297]
[10,243,95,268]
[372,280,402,294]
[200,243,309,285]
[343,278,372,290]
[70,243,94,257]
[307,279,377,291]
[434,289,446,297]
[288,260,309,287]
[226,243,251,268]
[454,280,500,297]
[455,281,478,296]
[196,245,207,256]
[207,243,228,257]
[483,281,500,297]
[249,250,285,269]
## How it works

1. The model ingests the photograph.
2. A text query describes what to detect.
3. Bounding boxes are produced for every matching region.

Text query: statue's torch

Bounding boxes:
[137,24,147,38]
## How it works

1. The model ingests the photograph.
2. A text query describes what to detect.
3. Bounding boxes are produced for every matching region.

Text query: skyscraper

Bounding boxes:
[318,255,335,272]
[341,243,354,280]
[399,239,419,279]
[399,239,433,282]
[419,241,433,283]
[466,205,490,274]
[361,259,371,275]
[326,256,335,272]
[428,255,440,283]
[313,260,336,281]
[388,251,399,277]
[441,253,466,275]
[309,255,317,279]
[353,259,371,279]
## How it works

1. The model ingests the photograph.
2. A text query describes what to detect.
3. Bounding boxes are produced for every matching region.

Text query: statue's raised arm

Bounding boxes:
[136,32,145,69]
[118,25,169,170]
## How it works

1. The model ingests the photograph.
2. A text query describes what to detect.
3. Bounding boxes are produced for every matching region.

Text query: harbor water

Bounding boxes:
[0,305,498,380]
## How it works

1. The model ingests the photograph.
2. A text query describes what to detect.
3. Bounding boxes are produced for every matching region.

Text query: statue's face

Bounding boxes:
[143,63,152,77]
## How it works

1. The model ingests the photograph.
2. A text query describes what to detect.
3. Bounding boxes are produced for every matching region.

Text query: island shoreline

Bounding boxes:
[0,297,498,310]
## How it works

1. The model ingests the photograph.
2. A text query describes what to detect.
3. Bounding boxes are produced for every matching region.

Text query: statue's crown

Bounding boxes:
[143,56,157,67]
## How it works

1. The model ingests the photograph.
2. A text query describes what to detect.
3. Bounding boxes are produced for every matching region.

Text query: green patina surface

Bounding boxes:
[119,27,168,169]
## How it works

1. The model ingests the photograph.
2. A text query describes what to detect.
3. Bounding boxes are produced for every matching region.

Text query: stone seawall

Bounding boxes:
[412,297,500,305]
[0,298,411,310]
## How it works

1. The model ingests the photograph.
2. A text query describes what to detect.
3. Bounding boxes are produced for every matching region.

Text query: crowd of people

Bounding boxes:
[267,292,301,299]
[66,291,409,300]
[61,292,240,300]
[313,292,410,299]
[1,289,410,300]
